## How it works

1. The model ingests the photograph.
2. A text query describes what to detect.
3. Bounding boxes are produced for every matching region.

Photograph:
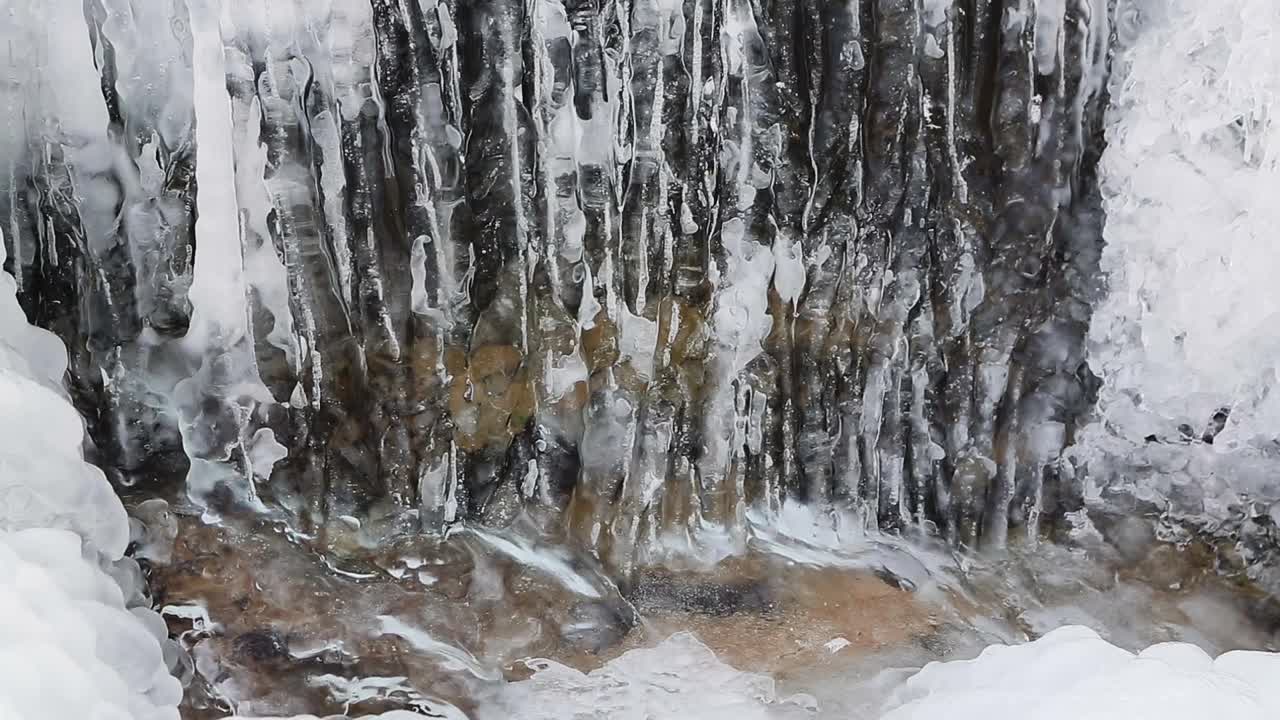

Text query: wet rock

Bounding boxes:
[633,570,777,618]
[233,629,290,664]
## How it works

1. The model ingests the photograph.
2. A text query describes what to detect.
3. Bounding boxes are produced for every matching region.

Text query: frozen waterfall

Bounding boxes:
[3,0,1112,564]
[4,0,1280,717]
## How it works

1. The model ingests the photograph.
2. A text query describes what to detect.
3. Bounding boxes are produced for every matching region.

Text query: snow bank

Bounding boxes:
[882,626,1280,719]
[1,236,181,718]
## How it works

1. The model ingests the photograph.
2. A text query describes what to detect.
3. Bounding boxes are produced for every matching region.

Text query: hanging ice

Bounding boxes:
[1,0,1116,564]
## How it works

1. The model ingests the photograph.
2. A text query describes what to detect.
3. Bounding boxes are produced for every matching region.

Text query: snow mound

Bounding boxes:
[883,626,1280,719]
[0,529,182,720]
[1,236,181,719]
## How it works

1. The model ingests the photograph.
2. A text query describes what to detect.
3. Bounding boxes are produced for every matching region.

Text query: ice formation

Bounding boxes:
[478,632,816,720]
[228,714,435,720]
[1,0,1279,716]
[1083,0,1280,586]
[2,0,1117,587]
[0,530,182,720]
[1,233,181,717]
[1094,0,1280,456]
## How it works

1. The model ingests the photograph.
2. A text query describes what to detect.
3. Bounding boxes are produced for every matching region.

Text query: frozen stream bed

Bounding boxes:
[151,499,1277,719]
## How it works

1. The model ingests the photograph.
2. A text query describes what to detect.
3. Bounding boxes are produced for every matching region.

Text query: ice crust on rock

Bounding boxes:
[228,628,1280,720]
[212,627,1280,720]
[4,0,1114,555]
[881,626,1280,719]
[1,233,181,719]
[477,632,815,720]
[234,707,440,712]
[1085,0,1280,561]
[0,0,1278,717]
[1094,0,1280,441]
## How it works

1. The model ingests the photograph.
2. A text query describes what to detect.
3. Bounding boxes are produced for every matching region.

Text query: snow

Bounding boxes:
[1,236,181,719]
[0,530,182,720]
[0,300,128,554]
[881,626,1280,719]
[0,4,185,717]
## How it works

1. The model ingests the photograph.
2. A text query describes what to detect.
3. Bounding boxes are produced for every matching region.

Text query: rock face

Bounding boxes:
[1,0,1111,559]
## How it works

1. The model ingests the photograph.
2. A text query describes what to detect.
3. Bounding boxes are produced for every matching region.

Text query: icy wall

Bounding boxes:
[1082,0,1280,588]
[1,0,1113,564]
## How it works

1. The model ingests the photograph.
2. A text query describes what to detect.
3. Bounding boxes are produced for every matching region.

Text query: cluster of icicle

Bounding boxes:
[2,0,1114,565]
[0,132,427,720]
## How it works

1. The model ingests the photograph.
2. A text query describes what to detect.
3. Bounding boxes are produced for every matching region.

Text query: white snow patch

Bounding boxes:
[882,626,1280,719]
